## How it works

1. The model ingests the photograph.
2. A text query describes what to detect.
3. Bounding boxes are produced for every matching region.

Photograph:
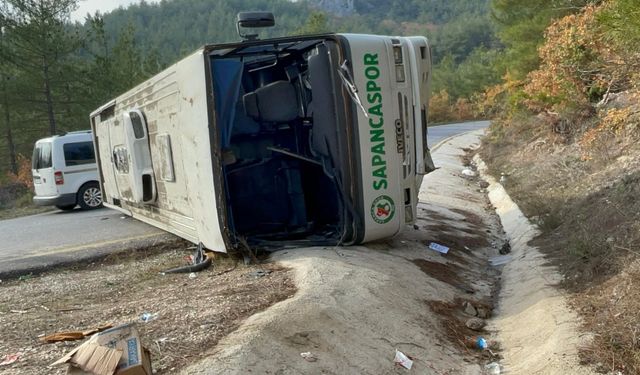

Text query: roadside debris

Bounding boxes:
[140,312,158,323]
[41,324,113,343]
[485,362,501,374]
[300,352,318,362]
[463,301,477,316]
[475,337,488,350]
[248,269,272,278]
[428,242,450,254]
[465,317,486,331]
[499,241,511,255]
[477,306,491,319]
[461,168,477,178]
[54,323,151,375]
[0,353,21,366]
[489,255,512,267]
[393,349,414,370]
[160,243,213,274]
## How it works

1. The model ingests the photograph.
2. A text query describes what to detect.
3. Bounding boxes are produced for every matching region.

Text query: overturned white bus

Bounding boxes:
[90,12,435,252]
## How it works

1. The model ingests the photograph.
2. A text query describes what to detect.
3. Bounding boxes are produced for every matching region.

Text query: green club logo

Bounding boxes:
[371,195,395,224]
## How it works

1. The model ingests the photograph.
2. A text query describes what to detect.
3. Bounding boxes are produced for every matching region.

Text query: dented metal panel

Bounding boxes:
[91,49,228,252]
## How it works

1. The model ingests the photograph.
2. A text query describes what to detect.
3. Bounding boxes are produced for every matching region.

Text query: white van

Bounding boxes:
[90,13,435,252]
[31,131,103,210]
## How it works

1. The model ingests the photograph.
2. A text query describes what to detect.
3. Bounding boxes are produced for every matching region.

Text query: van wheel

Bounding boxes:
[56,204,76,211]
[78,182,103,210]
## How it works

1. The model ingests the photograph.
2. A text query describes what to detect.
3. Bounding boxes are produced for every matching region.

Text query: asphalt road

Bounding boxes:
[427,120,490,148]
[0,121,489,278]
[0,207,171,278]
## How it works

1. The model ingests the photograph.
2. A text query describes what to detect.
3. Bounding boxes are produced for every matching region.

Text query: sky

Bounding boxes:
[71,0,158,22]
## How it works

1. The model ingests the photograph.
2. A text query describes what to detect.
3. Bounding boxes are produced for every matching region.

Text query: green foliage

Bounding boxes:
[0,0,500,174]
[490,0,596,80]
[433,47,501,98]
[598,0,640,51]
[295,11,330,35]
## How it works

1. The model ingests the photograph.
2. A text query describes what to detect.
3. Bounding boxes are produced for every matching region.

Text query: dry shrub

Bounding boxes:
[429,89,482,123]
[429,89,452,123]
[6,154,33,189]
[578,259,640,373]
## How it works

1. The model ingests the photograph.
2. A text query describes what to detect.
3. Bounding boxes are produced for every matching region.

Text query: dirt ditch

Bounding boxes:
[0,243,295,374]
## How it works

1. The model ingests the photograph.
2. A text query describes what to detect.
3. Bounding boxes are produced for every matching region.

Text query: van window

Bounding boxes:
[129,112,146,139]
[32,142,52,169]
[64,142,95,166]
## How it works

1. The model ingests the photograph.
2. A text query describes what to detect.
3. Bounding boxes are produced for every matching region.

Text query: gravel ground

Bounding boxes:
[0,241,295,374]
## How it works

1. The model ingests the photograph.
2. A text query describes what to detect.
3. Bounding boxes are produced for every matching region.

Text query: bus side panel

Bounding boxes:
[91,50,227,251]
[345,35,404,242]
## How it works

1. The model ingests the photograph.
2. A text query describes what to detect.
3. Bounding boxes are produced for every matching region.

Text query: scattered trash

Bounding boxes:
[10,309,28,314]
[53,323,152,375]
[428,242,449,254]
[499,173,507,185]
[461,168,477,177]
[41,324,113,343]
[0,353,21,366]
[120,216,126,219]
[140,312,159,323]
[499,241,511,255]
[465,317,486,331]
[485,362,501,375]
[248,270,272,278]
[300,352,317,362]
[393,349,413,370]
[476,337,488,350]
[160,243,213,274]
[18,273,33,281]
[463,301,477,317]
[489,255,512,267]
[188,272,197,279]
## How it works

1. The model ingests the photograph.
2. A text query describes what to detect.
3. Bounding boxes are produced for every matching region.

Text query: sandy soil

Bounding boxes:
[0,241,295,374]
[182,132,508,374]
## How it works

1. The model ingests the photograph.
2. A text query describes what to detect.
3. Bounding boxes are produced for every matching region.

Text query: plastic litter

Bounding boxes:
[0,353,20,366]
[485,362,501,374]
[393,349,413,370]
[461,168,477,177]
[489,255,512,266]
[428,242,449,254]
[140,312,159,323]
[476,337,488,350]
[300,352,317,362]
[188,272,197,279]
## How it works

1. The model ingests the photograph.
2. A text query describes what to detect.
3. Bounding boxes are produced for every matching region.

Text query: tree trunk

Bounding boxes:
[43,57,56,135]
[2,82,17,175]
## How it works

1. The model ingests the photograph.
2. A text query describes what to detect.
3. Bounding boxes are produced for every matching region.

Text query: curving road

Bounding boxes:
[0,121,489,278]
[427,120,490,148]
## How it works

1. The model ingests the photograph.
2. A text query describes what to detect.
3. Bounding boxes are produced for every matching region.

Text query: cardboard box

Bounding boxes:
[54,323,152,375]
